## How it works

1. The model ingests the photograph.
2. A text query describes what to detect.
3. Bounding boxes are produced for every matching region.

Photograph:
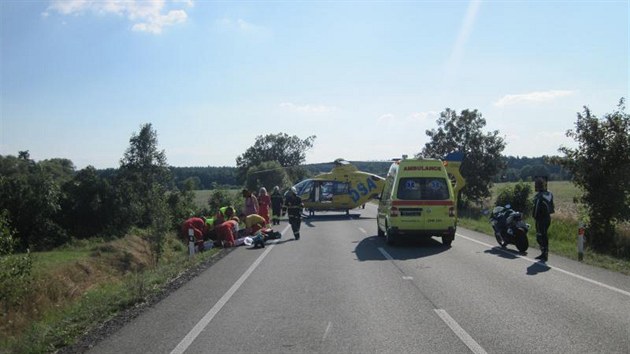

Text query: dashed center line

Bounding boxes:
[322,321,332,341]
[435,309,488,354]
[378,247,487,354]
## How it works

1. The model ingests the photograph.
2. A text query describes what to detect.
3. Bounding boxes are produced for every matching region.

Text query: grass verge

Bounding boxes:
[0,233,222,354]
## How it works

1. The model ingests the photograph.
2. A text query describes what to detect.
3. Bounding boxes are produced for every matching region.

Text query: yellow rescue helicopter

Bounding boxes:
[441,151,466,205]
[290,159,386,215]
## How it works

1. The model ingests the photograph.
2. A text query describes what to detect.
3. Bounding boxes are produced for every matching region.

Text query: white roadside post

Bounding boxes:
[578,223,584,261]
[188,228,195,258]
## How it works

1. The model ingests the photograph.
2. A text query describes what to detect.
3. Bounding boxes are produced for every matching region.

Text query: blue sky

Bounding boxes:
[1,0,628,169]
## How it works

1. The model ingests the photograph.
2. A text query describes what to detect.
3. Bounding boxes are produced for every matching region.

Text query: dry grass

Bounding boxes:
[1,234,156,341]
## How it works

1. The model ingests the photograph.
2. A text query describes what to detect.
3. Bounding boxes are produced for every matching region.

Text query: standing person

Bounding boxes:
[242,189,259,217]
[258,187,271,226]
[532,177,555,262]
[284,187,304,240]
[270,186,284,225]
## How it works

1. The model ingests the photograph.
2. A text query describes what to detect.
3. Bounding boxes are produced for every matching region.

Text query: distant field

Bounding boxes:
[192,189,241,209]
[193,190,213,208]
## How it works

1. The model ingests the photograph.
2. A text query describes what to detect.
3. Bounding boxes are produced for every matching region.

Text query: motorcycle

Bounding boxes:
[489,205,530,253]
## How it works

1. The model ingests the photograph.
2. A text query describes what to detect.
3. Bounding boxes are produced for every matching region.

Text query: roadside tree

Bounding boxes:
[206,189,234,214]
[556,98,630,253]
[59,166,116,239]
[422,108,506,204]
[236,133,316,184]
[117,123,171,228]
[245,160,293,193]
[116,123,174,264]
[0,152,68,250]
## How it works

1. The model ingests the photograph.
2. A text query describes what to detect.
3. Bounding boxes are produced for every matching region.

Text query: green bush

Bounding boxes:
[495,182,532,214]
[0,211,33,317]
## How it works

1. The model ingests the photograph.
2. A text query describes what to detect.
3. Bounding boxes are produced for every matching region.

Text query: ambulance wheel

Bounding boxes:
[386,227,397,246]
[442,234,454,247]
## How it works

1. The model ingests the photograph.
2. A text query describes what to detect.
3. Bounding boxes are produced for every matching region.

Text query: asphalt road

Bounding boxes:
[88,204,630,353]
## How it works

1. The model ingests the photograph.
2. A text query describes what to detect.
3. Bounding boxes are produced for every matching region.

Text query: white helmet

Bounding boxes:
[290,187,297,194]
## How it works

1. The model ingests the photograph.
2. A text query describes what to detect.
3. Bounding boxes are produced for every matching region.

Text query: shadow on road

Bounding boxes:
[526,262,551,275]
[483,247,551,275]
[303,213,375,228]
[354,235,450,261]
[483,247,522,260]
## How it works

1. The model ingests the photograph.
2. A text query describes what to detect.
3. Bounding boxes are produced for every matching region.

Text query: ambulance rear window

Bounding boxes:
[397,178,449,200]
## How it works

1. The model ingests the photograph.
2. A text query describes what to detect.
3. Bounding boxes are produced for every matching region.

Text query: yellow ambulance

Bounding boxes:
[377,154,465,246]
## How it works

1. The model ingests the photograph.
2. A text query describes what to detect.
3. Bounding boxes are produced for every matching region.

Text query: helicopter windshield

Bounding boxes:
[293,179,313,196]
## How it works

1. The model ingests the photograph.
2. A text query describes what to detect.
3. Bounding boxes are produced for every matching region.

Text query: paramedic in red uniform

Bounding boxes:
[216,218,239,247]
[180,217,207,250]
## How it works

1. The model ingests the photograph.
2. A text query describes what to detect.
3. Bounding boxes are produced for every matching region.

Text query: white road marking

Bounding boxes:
[358,227,367,234]
[434,309,488,354]
[456,233,630,298]
[380,244,487,353]
[378,247,394,261]
[170,225,290,354]
[322,321,332,341]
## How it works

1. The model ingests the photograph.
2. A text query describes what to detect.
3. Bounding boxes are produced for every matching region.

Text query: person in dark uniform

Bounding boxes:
[284,187,304,240]
[270,186,284,225]
[532,177,555,262]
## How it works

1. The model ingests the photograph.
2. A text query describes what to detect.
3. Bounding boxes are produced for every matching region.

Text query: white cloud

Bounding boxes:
[494,90,576,107]
[216,18,272,38]
[279,102,336,114]
[377,113,396,123]
[173,0,194,7]
[132,9,187,34]
[47,0,191,34]
[407,111,438,123]
[48,0,89,15]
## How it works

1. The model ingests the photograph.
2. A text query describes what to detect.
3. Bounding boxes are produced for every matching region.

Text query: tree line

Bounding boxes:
[1,99,628,258]
[162,156,568,191]
[0,125,195,254]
